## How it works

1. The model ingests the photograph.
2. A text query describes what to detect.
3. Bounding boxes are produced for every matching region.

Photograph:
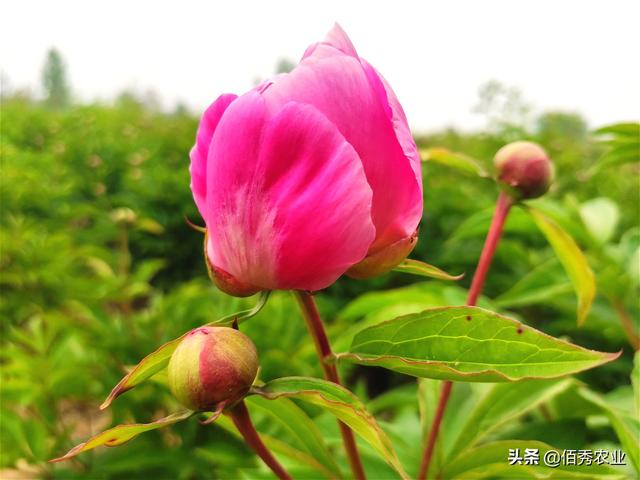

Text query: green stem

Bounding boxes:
[418,191,513,480]
[294,291,367,480]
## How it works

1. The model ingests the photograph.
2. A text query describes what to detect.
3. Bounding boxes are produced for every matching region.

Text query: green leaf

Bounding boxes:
[251,376,408,479]
[101,292,270,409]
[420,147,489,177]
[579,198,620,245]
[214,414,340,479]
[100,334,184,409]
[529,207,596,325]
[448,207,538,243]
[494,258,573,308]
[579,388,640,473]
[392,259,463,281]
[441,440,627,479]
[594,122,640,137]
[209,290,271,326]
[245,396,342,478]
[449,379,575,455]
[50,410,193,462]
[336,306,619,382]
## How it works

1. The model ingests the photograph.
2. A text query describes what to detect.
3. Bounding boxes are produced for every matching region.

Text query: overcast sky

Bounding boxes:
[2,0,639,132]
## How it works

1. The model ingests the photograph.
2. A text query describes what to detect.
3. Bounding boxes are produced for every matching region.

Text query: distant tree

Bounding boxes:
[275,57,295,74]
[536,111,588,143]
[473,80,532,138]
[42,48,70,109]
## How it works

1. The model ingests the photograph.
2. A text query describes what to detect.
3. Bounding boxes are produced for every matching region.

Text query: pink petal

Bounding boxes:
[189,93,237,216]
[361,60,423,223]
[302,23,358,60]
[205,94,374,291]
[262,51,422,252]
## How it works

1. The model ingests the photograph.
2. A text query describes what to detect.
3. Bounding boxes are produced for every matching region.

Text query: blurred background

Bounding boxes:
[1,1,639,478]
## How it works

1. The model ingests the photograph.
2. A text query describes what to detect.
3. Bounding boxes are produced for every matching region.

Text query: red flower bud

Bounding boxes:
[494,141,554,200]
[168,327,259,411]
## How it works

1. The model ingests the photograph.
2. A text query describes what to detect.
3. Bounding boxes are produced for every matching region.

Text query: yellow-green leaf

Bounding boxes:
[101,291,270,409]
[392,259,463,281]
[420,147,489,177]
[529,207,596,325]
[251,377,408,479]
[50,410,193,463]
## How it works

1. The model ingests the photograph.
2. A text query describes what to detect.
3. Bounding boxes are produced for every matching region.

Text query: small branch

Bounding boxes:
[613,300,640,351]
[418,191,513,480]
[294,291,367,480]
[229,401,292,480]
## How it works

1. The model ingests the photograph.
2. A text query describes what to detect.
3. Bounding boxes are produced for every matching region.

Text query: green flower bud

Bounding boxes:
[168,327,258,411]
[494,141,554,200]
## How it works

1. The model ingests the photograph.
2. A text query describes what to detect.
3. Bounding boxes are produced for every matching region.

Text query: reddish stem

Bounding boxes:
[295,291,367,480]
[418,191,513,480]
[466,191,513,307]
[612,300,640,351]
[229,400,292,480]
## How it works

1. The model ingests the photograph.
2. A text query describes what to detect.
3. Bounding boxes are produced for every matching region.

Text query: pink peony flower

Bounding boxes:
[190,24,422,293]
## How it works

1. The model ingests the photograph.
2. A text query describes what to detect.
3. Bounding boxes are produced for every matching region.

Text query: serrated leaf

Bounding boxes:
[579,198,620,245]
[245,395,342,478]
[336,306,619,382]
[392,259,463,281]
[251,377,408,479]
[441,440,626,479]
[579,388,640,473]
[529,207,596,325]
[101,292,270,409]
[449,379,575,455]
[50,410,193,462]
[420,147,489,177]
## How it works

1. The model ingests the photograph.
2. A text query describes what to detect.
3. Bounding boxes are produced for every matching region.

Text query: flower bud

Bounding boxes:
[494,141,554,200]
[189,24,423,292]
[168,327,259,411]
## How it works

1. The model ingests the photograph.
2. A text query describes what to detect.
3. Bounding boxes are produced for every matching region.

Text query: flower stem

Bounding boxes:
[294,291,367,480]
[229,400,292,480]
[418,190,513,480]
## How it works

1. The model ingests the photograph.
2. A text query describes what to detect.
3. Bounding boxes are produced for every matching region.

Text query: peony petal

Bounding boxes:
[205,95,374,290]
[302,23,358,60]
[361,60,423,227]
[262,51,422,252]
[189,93,237,216]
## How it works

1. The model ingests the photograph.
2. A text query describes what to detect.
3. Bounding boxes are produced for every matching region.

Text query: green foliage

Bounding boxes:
[253,377,407,477]
[337,306,617,381]
[528,206,596,325]
[1,90,638,479]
